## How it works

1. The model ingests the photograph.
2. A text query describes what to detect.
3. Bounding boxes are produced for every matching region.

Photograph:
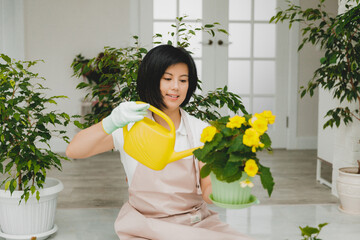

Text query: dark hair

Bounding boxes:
[136,44,198,110]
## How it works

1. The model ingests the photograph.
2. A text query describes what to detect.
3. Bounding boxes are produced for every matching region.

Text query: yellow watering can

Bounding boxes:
[123,101,199,171]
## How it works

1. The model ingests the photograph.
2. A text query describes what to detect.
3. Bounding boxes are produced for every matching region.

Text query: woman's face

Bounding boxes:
[160,63,189,112]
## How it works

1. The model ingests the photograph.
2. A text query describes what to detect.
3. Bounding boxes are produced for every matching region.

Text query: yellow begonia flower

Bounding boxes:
[249,117,268,134]
[256,111,276,124]
[240,179,254,188]
[200,126,217,143]
[244,159,258,177]
[243,128,264,152]
[226,115,246,129]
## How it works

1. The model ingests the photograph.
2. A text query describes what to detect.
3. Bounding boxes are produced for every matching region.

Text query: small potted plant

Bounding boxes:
[299,223,328,240]
[193,111,275,209]
[0,54,70,239]
[270,0,360,215]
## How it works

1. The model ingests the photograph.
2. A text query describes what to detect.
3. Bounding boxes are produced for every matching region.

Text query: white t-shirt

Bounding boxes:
[112,110,208,186]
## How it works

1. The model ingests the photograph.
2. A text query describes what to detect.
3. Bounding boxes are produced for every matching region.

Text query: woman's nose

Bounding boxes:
[171,79,179,89]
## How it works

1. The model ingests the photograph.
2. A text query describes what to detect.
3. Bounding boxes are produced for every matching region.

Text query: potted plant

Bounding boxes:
[71,17,246,129]
[270,0,360,214]
[72,54,102,85]
[0,54,70,239]
[193,111,275,209]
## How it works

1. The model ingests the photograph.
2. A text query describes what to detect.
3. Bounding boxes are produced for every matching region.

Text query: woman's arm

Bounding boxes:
[199,161,213,204]
[66,102,149,159]
[66,122,114,159]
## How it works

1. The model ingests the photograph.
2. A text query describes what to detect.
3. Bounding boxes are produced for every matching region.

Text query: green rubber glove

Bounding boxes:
[102,102,150,134]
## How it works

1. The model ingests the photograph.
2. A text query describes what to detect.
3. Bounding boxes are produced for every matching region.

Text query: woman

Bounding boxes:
[66,45,254,240]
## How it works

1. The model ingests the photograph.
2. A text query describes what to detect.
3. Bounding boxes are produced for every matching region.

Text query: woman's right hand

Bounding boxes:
[102,101,150,134]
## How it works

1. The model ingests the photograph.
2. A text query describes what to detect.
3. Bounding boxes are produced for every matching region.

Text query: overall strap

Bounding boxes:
[180,108,202,195]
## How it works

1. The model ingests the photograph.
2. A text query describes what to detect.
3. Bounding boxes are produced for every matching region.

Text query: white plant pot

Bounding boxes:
[337,167,360,215]
[0,178,63,240]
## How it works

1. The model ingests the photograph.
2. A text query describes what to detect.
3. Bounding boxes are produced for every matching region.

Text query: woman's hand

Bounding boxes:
[102,102,149,134]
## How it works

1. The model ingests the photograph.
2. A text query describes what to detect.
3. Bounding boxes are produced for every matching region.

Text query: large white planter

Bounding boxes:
[337,167,360,215]
[0,178,63,240]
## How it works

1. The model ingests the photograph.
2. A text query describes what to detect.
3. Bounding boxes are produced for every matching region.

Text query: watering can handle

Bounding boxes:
[123,101,176,137]
[135,101,175,134]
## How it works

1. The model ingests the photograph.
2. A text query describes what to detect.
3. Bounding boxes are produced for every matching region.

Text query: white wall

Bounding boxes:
[23,0,131,152]
[0,0,24,59]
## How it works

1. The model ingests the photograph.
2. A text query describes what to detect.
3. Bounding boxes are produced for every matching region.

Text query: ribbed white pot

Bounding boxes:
[0,178,63,240]
[337,167,360,215]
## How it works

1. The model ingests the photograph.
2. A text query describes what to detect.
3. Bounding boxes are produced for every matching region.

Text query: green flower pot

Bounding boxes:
[210,172,253,205]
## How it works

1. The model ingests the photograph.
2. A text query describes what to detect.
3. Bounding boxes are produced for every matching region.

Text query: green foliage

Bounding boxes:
[0,54,70,202]
[193,114,275,197]
[270,0,360,129]
[71,43,144,127]
[71,17,244,128]
[299,223,328,240]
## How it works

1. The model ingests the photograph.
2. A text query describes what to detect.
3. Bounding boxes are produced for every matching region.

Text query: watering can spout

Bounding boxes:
[168,147,200,164]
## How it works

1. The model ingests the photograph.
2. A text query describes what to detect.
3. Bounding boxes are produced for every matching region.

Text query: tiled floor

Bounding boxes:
[46,204,360,240]
[2,150,360,239]
[49,150,339,208]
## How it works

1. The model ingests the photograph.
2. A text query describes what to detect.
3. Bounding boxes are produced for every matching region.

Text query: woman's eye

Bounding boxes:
[180,79,188,83]
[164,78,172,81]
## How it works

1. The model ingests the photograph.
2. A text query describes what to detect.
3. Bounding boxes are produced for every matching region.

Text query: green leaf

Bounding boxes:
[206,151,227,164]
[36,191,40,201]
[4,181,10,191]
[200,163,212,178]
[300,226,319,236]
[24,191,30,202]
[320,57,326,64]
[2,54,11,63]
[318,222,328,229]
[218,29,228,35]
[223,161,240,177]
[227,135,246,153]
[228,152,245,162]
[76,82,89,89]
[10,80,15,88]
[5,161,14,172]
[10,179,16,192]
[260,133,272,148]
[31,185,36,194]
[13,113,20,121]
[193,133,223,161]
[30,145,35,153]
[222,127,234,137]
[258,164,274,197]
[73,120,84,129]
[49,113,55,123]
[34,165,40,174]
[204,24,214,28]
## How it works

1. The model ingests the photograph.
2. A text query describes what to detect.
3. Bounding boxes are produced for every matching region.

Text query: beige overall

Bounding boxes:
[114,109,254,240]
